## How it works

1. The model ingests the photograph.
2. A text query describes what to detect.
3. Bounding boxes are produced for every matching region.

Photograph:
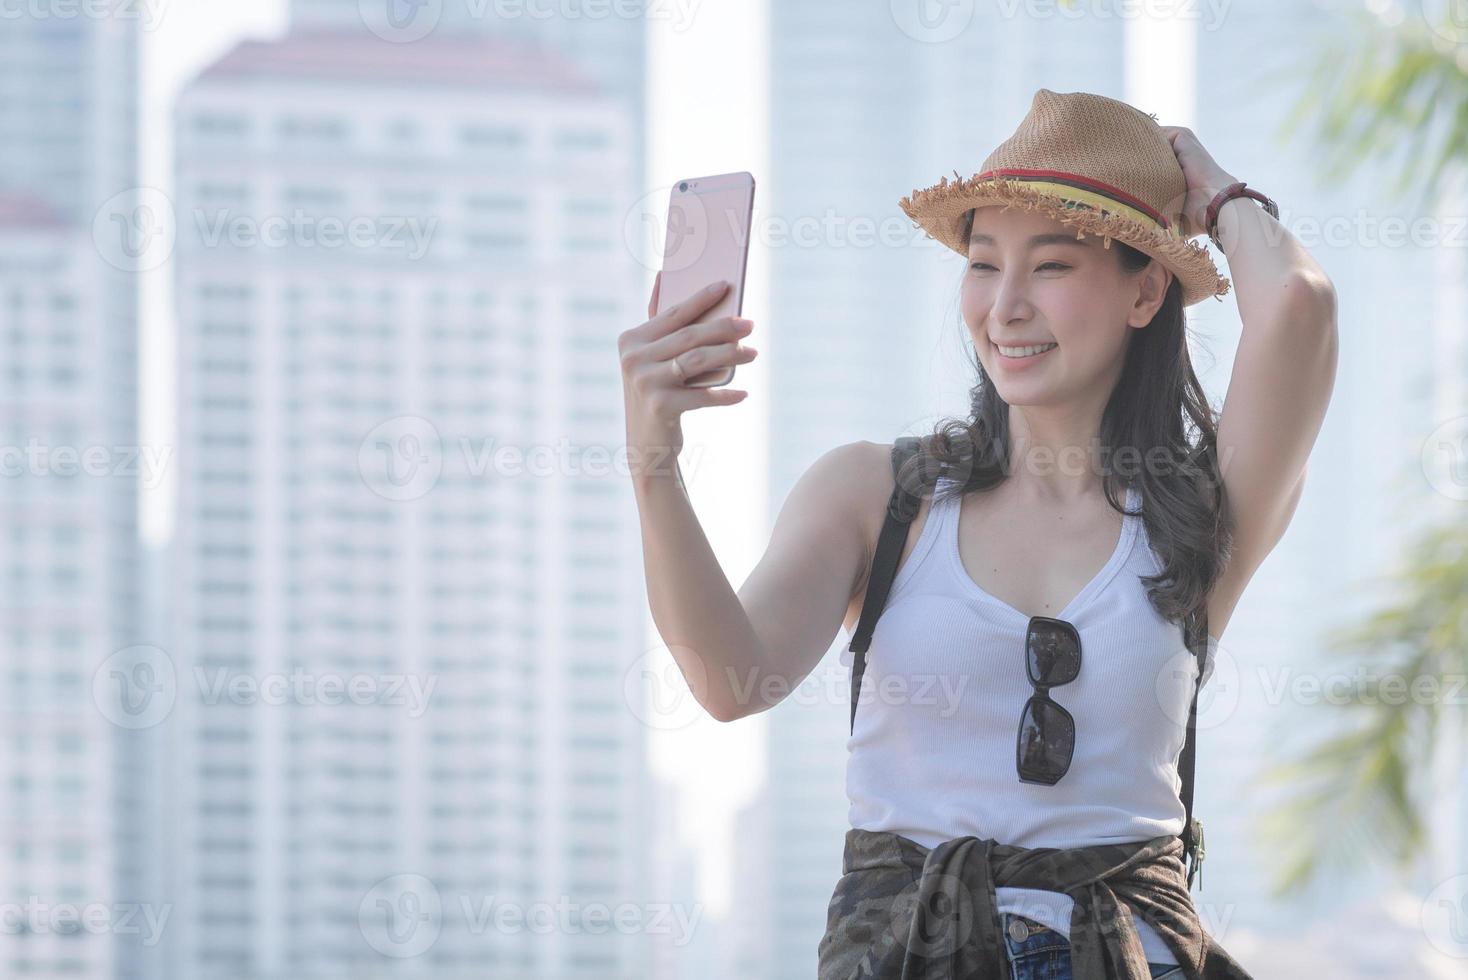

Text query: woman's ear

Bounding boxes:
[1128,262,1172,328]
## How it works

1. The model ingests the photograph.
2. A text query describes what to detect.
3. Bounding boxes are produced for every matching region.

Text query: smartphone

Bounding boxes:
[654,171,755,387]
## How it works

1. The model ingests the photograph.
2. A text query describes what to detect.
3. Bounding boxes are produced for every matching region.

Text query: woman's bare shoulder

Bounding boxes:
[834,441,942,620]
[822,440,909,522]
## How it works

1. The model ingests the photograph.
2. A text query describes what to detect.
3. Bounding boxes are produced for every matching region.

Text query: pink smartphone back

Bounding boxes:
[655,171,755,387]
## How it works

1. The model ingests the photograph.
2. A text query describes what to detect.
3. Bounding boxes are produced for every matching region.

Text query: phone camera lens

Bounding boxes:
[678,181,688,192]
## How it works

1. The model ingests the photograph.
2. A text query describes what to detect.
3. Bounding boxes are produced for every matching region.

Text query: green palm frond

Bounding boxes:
[1255,520,1468,897]
[1238,1,1468,897]
[1277,4,1468,216]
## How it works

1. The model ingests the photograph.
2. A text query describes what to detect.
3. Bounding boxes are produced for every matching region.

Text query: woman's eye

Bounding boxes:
[968,262,1069,272]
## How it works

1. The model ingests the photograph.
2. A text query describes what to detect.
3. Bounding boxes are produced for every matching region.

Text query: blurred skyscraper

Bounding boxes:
[720,786,771,979]
[646,773,720,980]
[289,0,649,191]
[0,7,141,979]
[168,22,650,979]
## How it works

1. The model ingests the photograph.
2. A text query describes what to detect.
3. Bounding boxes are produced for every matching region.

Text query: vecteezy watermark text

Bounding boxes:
[0,898,172,946]
[195,667,438,719]
[193,209,438,261]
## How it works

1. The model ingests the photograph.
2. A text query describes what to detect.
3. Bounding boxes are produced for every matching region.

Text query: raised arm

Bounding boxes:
[1210,192,1336,577]
[726,441,878,720]
[631,441,873,723]
[1161,127,1339,615]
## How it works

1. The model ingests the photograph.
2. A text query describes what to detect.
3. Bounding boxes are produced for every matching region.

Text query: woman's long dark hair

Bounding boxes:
[897,208,1232,650]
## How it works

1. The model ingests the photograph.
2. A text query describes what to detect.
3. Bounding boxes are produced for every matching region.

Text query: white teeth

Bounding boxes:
[997,342,1057,358]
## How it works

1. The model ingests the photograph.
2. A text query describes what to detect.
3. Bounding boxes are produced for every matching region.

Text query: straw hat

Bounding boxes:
[899,88,1230,307]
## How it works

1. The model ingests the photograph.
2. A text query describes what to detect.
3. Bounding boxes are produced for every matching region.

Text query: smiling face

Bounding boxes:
[961,204,1171,407]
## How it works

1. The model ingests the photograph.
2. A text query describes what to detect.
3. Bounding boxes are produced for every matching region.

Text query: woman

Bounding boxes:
[619,90,1337,979]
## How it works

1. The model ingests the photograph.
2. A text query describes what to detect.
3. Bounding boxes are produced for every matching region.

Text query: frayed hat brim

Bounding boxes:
[900,173,1231,307]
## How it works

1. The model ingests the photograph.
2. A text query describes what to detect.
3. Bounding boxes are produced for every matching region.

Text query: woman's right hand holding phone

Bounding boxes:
[618,271,759,474]
[619,271,773,724]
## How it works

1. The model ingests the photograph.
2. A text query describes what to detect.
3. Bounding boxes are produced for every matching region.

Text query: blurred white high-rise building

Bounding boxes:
[0,8,142,980]
[720,786,771,979]
[289,0,649,190]
[646,773,720,980]
[169,27,650,979]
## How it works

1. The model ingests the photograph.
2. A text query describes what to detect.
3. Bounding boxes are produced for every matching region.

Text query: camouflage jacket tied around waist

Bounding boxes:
[818,827,1255,980]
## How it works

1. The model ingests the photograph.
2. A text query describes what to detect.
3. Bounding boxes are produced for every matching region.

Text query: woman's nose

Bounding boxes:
[991,274,1033,322]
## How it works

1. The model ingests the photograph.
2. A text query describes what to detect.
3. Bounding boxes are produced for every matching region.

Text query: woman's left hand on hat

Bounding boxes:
[1158,125,1239,239]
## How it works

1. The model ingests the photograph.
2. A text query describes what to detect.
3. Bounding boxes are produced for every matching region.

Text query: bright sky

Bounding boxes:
[641,0,770,923]
[139,0,290,546]
[138,0,1195,925]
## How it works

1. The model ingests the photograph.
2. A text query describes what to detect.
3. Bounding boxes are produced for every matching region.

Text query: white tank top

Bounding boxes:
[839,473,1216,965]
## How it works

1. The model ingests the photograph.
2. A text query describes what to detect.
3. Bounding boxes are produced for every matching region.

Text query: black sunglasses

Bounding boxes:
[1016,616,1082,785]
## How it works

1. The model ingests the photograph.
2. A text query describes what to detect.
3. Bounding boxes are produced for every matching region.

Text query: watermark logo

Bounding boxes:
[357,427,706,498]
[193,209,437,260]
[624,643,710,730]
[359,874,443,958]
[1422,414,1468,500]
[359,0,443,42]
[0,438,172,489]
[1253,664,1466,707]
[1156,635,1238,732]
[890,0,976,43]
[0,897,172,944]
[359,415,445,502]
[1422,0,1468,47]
[0,0,171,31]
[889,874,975,958]
[622,184,717,275]
[93,187,176,273]
[92,645,439,728]
[92,645,177,729]
[357,875,705,953]
[1423,874,1468,959]
[194,667,438,719]
[94,187,440,270]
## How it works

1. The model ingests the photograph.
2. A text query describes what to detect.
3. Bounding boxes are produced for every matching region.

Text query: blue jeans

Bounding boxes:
[1001,912,1185,980]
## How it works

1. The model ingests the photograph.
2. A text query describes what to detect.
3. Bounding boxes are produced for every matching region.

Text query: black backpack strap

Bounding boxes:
[847,437,925,736]
[1179,608,1209,890]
